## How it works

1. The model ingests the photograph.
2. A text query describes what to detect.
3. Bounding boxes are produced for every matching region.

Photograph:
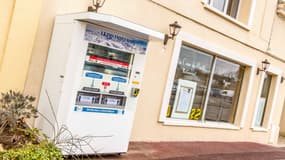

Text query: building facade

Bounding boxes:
[2,0,285,146]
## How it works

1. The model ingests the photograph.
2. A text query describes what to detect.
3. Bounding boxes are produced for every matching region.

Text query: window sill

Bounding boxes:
[163,118,241,130]
[251,127,268,132]
[201,2,251,31]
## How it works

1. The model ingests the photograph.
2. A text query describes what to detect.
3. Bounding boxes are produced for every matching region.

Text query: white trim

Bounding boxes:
[164,118,240,130]
[159,31,256,129]
[266,75,281,130]
[203,4,250,31]
[267,66,282,75]
[248,0,257,29]
[240,67,255,128]
[202,0,257,30]
[251,66,282,129]
[201,58,217,121]
[158,39,183,122]
[56,12,165,40]
[252,127,268,132]
[178,32,256,67]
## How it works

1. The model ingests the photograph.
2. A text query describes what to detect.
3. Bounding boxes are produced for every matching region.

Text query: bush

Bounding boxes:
[0,90,37,133]
[0,141,63,160]
[0,90,38,149]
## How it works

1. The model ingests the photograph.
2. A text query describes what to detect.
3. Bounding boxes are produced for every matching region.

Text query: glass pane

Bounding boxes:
[212,0,227,12]
[167,45,214,120]
[76,43,132,109]
[85,43,133,78]
[226,0,240,18]
[206,58,244,123]
[254,74,272,127]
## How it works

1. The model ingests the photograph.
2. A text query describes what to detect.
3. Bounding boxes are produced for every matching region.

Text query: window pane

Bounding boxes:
[167,46,213,120]
[205,58,244,123]
[212,0,227,12]
[254,74,272,127]
[226,0,240,18]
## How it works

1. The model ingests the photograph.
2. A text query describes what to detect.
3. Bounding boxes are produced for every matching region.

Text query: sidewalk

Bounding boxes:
[97,142,285,160]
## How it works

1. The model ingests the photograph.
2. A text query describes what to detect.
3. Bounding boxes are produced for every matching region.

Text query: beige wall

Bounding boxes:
[24,0,91,100]
[269,15,285,60]
[0,0,15,65]
[237,0,252,24]
[0,0,42,92]
[24,0,285,144]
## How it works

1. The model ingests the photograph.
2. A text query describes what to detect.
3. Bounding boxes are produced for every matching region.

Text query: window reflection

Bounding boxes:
[212,0,226,11]
[254,74,272,127]
[168,46,213,120]
[167,45,245,124]
[206,58,244,123]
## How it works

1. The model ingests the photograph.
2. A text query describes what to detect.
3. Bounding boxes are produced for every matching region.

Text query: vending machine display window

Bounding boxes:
[84,43,134,78]
[76,43,134,109]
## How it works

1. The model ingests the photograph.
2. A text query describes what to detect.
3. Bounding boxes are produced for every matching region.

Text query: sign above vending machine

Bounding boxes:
[84,24,148,54]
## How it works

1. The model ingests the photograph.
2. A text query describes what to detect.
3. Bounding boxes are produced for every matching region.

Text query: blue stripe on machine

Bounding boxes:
[85,72,103,79]
[82,107,119,114]
[111,77,127,83]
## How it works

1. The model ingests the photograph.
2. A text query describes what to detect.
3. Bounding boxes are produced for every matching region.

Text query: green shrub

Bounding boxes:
[0,90,39,149]
[0,141,63,160]
[0,90,37,133]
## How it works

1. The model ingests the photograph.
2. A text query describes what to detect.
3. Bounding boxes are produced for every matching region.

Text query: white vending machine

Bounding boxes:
[35,12,163,155]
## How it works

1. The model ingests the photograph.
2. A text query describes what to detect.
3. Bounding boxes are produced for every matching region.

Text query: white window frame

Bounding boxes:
[251,66,282,132]
[159,31,256,130]
[202,0,257,30]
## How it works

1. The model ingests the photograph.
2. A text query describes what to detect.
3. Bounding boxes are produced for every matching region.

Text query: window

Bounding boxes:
[167,45,245,123]
[207,0,240,18]
[254,74,272,127]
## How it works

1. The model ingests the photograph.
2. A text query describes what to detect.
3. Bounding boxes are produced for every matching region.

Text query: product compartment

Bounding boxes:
[101,94,126,107]
[76,91,100,105]
[75,91,127,109]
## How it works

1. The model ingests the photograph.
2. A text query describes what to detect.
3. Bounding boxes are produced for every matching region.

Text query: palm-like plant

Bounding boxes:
[0,90,38,149]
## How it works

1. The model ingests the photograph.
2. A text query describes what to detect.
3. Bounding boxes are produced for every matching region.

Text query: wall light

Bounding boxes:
[281,76,284,83]
[88,0,106,12]
[163,21,182,45]
[256,59,270,75]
